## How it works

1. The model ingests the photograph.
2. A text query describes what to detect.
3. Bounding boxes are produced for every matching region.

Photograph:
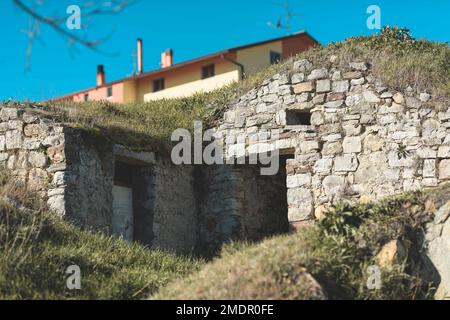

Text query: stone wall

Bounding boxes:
[2,56,449,255]
[63,129,114,231]
[0,107,67,210]
[151,160,197,253]
[196,159,290,255]
[216,58,450,227]
[196,165,241,254]
[0,106,199,253]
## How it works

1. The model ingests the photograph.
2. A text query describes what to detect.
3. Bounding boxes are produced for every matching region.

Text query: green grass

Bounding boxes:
[38,85,235,153]
[0,172,202,300]
[156,184,449,300]
[298,27,450,101]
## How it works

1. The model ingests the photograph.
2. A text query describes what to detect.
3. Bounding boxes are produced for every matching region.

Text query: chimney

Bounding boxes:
[161,49,173,68]
[137,38,144,74]
[96,65,105,86]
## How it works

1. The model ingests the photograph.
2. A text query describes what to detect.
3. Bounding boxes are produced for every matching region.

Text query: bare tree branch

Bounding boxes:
[12,0,136,68]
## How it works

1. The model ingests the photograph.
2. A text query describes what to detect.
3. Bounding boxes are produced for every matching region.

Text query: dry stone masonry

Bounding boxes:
[0,108,66,208]
[0,57,449,259]
[217,58,450,228]
[0,108,197,253]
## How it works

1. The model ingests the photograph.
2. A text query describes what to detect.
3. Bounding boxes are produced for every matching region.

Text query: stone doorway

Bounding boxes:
[234,154,293,241]
[112,159,153,244]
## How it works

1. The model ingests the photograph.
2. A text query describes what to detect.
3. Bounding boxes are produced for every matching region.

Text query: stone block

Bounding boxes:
[291,73,305,84]
[332,80,349,93]
[314,158,333,174]
[316,79,331,93]
[438,146,450,158]
[47,144,65,164]
[286,174,311,188]
[5,130,22,149]
[308,68,328,80]
[343,136,362,153]
[439,159,450,179]
[323,175,346,197]
[28,151,48,168]
[423,159,436,178]
[334,154,359,172]
[293,81,315,94]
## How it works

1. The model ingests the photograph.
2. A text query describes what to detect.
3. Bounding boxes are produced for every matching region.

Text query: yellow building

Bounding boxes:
[53,31,318,103]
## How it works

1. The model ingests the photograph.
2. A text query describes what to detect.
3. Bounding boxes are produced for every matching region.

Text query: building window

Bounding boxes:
[286,109,311,126]
[107,86,113,97]
[270,51,282,65]
[201,64,215,79]
[83,93,89,102]
[153,78,165,92]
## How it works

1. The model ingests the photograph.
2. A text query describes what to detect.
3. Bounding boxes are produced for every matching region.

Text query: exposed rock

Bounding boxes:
[314,205,328,220]
[393,92,405,104]
[376,240,408,268]
[322,141,342,156]
[8,120,23,130]
[345,94,364,107]
[324,100,344,109]
[423,200,450,300]
[388,151,415,168]
[293,59,312,72]
[351,77,365,86]
[349,61,368,71]
[52,171,66,186]
[308,68,328,80]
[420,92,431,102]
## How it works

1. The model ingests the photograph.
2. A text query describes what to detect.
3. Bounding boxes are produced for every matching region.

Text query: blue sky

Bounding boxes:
[0,0,449,101]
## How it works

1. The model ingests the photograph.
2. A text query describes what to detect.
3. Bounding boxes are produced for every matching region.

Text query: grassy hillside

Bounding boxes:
[0,171,202,300]
[156,184,449,300]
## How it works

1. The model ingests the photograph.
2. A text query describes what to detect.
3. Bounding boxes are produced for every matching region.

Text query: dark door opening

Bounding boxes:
[112,161,135,242]
[112,160,153,244]
[235,154,293,241]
